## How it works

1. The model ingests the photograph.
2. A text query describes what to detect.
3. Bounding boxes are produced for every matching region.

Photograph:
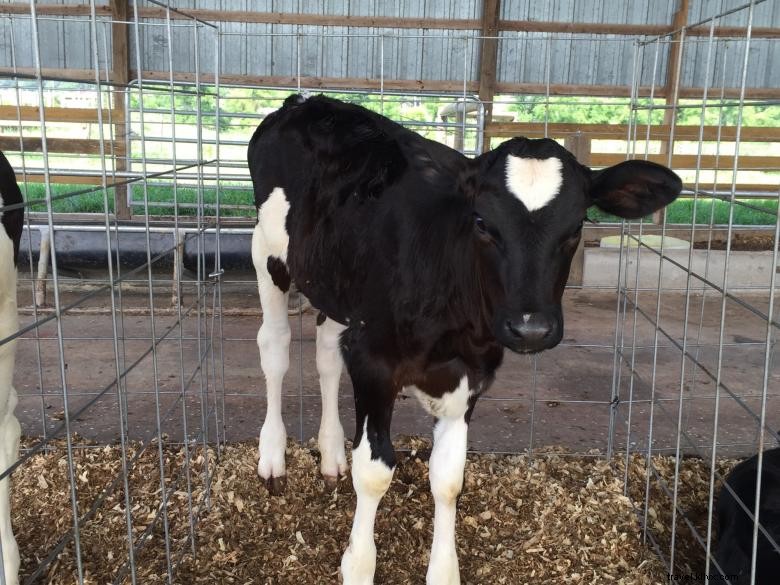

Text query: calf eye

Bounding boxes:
[474,213,488,234]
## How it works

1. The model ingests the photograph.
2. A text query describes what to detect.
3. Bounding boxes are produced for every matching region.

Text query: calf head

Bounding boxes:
[471,137,681,354]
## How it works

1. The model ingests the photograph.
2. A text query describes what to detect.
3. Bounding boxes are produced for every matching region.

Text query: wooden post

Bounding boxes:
[655,0,688,223]
[454,107,465,152]
[478,0,500,153]
[565,133,591,287]
[111,0,131,220]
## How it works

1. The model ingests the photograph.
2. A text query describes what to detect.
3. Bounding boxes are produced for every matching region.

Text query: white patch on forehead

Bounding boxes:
[505,155,563,212]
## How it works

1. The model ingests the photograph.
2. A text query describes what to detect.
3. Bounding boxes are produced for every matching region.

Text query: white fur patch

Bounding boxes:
[350,418,395,499]
[252,190,292,482]
[0,227,17,368]
[254,263,290,482]
[0,190,4,221]
[505,155,563,212]
[341,418,394,585]
[411,376,472,420]
[425,376,471,585]
[255,187,290,261]
[0,225,20,585]
[316,318,348,478]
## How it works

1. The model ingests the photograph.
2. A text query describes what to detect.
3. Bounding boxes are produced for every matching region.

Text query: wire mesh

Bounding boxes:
[615,1,780,581]
[0,0,777,582]
[0,2,224,582]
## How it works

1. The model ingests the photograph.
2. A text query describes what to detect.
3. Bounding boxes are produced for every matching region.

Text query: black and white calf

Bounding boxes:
[0,150,22,585]
[247,94,681,584]
[713,447,780,584]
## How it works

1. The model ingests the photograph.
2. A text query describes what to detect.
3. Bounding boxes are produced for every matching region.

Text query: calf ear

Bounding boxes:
[404,135,466,186]
[588,160,682,219]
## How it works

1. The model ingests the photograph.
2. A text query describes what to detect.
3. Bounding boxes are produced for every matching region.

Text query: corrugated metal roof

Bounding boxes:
[500,0,679,26]
[0,0,777,92]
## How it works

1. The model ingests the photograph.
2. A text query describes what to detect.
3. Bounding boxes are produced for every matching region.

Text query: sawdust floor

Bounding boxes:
[13,437,737,585]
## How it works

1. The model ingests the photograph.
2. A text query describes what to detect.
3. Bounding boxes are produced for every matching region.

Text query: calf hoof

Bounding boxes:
[265,475,287,495]
[1,548,19,585]
[427,549,460,585]
[341,542,376,585]
[322,474,340,490]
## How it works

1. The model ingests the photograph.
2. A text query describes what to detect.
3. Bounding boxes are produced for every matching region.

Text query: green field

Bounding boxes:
[588,197,778,225]
[19,183,255,218]
[18,183,779,225]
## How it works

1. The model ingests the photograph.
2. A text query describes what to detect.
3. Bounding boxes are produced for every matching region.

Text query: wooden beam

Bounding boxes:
[662,0,689,143]
[484,122,780,142]
[2,65,779,100]
[0,106,124,123]
[682,183,780,194]
[136,8,478,30]
[493,82,780,99]
[0,67,110,84]
[478,0,501,153]
[564,134,591,286]
[136,70,482,93]
[590,153,778,171]
[501,20,777,38]
[498,21,669,35]
[656,0,689,223]
[111,0,131,219]
[1,3,777,38]
[0,137,125,156]
[0,4,112,16]
[0,4,477,30]
[687,25,780,39]
[15,174,103,186]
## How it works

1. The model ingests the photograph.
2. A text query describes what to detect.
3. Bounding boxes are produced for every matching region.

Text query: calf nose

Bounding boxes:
[505,312,556,350]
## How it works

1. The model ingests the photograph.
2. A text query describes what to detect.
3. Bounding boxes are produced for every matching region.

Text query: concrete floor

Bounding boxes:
[12,278,780,459]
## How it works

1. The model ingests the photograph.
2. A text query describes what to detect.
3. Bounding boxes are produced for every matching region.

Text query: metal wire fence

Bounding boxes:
[614,1,780,579]
[0,0,776,582]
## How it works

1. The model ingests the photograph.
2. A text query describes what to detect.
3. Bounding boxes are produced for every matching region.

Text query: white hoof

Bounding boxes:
[341,540,376,585]
[1,541,19,585]
[258,421,286,482]
[427,549,460,585]
[319,427,348,479]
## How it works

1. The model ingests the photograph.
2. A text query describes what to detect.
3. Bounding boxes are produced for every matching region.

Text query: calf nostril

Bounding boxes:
[505,320,522,338]
[507,316,554,342]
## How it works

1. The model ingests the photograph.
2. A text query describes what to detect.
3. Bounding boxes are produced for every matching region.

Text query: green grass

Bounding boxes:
[664,198,777,225]
[587,197,778,226]
[129,186,254,217]
[19,183,255,218]
[21,183,117,214]
[19,183,778,225]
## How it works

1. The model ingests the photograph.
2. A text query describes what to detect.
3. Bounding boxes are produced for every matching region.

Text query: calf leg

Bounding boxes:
[341,356,397,585]
[419,377,473,585]
[0,405,19,585]
[427,414,468,585]
[315,317,348,483]
[0,231,19,585]
[252,206,291,495]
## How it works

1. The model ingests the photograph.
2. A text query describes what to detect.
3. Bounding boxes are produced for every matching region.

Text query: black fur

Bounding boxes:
[247,95,681,466]
[713,448,780,584]
[266,256,291,293]
[0,150,23,267]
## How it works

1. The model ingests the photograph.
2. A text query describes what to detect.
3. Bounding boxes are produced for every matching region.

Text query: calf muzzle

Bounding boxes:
[502,311,562,354]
